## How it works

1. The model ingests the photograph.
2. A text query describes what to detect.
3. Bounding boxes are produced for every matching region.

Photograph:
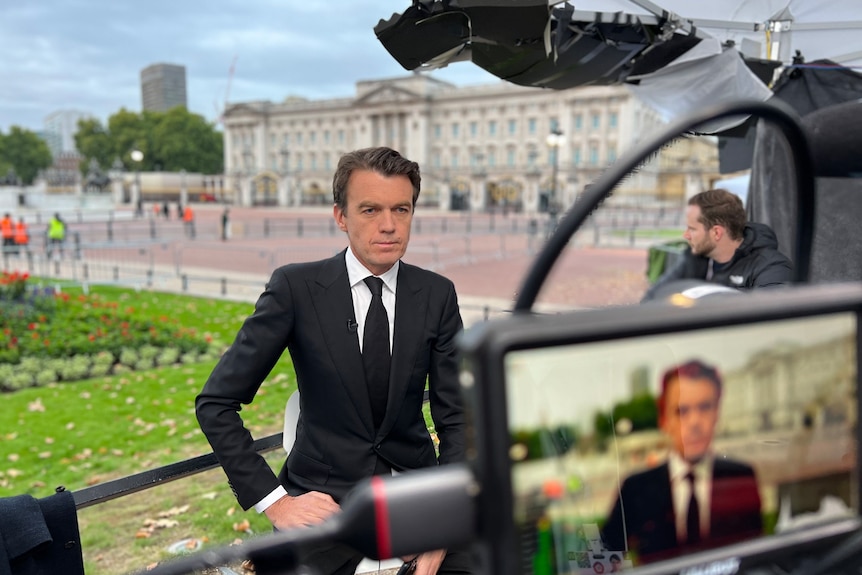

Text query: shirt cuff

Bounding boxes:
[253,485,288,513]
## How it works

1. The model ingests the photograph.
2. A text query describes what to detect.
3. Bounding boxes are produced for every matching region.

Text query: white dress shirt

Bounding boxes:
[345,246,398,353]
[668,450,713,543]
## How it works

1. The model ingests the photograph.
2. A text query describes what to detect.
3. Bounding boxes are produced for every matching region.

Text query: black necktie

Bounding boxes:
[362,276,390,430]
[686,471,701,545]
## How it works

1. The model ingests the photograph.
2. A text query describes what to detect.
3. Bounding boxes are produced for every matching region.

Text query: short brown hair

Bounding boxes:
[332,147,421,210]
[657,359,722,418]
[688,189,746,240]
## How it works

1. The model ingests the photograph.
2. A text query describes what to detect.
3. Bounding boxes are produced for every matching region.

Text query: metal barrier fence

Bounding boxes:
[15,205,684,250]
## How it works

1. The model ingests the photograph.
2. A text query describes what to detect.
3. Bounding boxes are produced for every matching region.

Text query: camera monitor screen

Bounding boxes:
[461,285,862,575]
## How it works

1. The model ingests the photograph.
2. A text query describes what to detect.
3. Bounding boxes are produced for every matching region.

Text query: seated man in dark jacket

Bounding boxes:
[644,189,792,301]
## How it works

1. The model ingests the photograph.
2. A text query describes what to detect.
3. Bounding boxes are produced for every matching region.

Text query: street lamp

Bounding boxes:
[130,149,144,216]
[546,128,564,227]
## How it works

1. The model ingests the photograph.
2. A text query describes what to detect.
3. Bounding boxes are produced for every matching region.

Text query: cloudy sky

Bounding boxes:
[0,0,500,133]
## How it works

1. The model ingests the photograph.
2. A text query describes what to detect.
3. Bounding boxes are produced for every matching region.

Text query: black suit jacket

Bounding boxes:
[601,458,763,563]
[196,250,466,510]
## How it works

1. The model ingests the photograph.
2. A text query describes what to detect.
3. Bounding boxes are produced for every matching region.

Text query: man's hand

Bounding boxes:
[264,491,340,530]
[404,549,446,575]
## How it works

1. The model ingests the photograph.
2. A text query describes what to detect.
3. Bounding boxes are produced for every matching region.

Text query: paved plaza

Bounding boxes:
[71,204,654,322]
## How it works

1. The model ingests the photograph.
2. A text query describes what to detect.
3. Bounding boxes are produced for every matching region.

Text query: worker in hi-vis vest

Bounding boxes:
[14,217,28,254]
[1,213,14,254]
[47,213,66,260]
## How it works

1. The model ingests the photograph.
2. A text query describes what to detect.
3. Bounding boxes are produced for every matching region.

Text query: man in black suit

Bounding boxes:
[601,359,762,564]
[196,147,469,575]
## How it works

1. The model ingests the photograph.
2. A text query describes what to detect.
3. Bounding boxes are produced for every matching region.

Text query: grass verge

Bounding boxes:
[1,285,295,575]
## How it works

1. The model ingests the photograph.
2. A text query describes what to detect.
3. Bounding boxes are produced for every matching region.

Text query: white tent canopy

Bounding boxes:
[567,0,862,67]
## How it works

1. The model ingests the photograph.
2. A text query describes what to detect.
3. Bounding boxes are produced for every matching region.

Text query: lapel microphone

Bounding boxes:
[347,319,358,333]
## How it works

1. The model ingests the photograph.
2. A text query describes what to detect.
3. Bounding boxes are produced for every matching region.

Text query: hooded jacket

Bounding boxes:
[644,222,793,301]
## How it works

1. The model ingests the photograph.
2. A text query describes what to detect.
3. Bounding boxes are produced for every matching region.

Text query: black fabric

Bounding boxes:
[0,489,84,575]
[802,100,862,178]
[362,276,390,431]
[686,472,700,546]
[748,102,862,283]
[718,59,862,173]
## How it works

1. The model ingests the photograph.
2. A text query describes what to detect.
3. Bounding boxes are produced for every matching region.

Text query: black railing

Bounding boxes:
[72,389,432,510]
[73,433,284,510]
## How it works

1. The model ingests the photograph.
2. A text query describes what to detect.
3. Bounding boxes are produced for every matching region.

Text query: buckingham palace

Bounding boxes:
[222,74,719,212]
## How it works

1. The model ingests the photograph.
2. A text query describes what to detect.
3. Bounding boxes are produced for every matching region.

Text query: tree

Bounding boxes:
[75,107,223,175]
[152,107,223,174]
[593,393,658,443]
[0,132,10,177]
[0,127,53,185]
[108,108,153,169]
[74,118,114,173]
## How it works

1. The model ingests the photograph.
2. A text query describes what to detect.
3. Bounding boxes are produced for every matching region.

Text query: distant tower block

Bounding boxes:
[141,63,187,112]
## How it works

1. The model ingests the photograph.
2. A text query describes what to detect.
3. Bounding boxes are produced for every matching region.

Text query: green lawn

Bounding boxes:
[2,284,439,574]
[1,286,297,574]
[608,228,682,239]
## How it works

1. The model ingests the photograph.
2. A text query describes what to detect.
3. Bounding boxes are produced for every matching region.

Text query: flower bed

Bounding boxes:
[0,271,215,391]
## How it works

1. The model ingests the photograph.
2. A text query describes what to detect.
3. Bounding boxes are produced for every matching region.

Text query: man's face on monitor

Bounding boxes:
[661,375,719,463]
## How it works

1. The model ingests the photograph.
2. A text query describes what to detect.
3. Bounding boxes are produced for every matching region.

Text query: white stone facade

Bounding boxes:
[222,74,707,212]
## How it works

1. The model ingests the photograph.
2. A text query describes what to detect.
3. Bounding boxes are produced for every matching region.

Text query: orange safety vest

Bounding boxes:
[183,207,194,222]
[14,222,28,245]
[0,217,12,239]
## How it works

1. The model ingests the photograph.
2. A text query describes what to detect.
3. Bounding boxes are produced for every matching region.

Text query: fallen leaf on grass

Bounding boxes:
[143,518,179,529]
[232,519,251,532]
[158,505,190,518]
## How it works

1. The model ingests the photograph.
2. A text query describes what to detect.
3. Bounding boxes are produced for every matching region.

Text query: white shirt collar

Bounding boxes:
[668,449,713,481]
[345,246,399,292]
